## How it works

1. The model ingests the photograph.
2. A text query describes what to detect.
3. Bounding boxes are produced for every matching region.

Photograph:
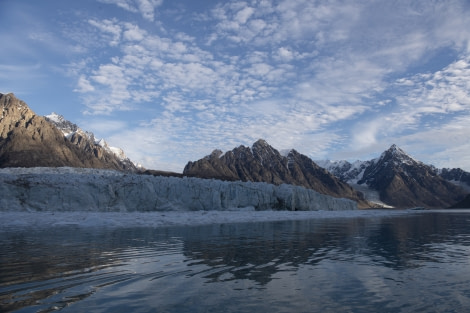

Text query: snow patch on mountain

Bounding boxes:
[378,144,418,166]
[316,159,372,184]
[45,112,130,162]
[45,112,82,138]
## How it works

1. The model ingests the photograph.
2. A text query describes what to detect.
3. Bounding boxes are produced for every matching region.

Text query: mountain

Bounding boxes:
[183,139,370,208]
[44,112,136,168]
[317,145,468,208]
[437,168,470,192]
[0,93,138,171]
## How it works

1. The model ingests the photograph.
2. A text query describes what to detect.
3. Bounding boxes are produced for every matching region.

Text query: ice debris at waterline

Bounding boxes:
[0,167,356,212]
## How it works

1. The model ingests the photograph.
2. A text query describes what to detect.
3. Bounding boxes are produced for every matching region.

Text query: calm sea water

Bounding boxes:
[1,211,470,312]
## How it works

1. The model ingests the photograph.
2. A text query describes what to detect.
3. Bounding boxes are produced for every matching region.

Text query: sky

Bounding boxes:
[1,0,470,172]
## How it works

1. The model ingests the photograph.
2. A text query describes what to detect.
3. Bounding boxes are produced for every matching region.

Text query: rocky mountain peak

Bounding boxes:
[379,144,416,166]
[44,112,79,136]
[205,149,224,159]
[252,138,270,148]
[1,93,35,139]
[251,139,282,166]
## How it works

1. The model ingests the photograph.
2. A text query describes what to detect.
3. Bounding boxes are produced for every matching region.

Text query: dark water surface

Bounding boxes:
[2,211,470,312]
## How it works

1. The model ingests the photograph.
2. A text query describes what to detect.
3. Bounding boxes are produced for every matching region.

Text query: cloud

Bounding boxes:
[397,115,470,170]
[91,64,129,98]
[402,57,470,113]
[88,19,121,46]
[347,55,470,166]
[97,0,163,21]
[275,47,295,62]
[74,75,95,93]
[137,0,163,21]
[78,17,288,115]
[234,6,254,24]
[296,56,387,114]
[97,0,138,13]
[79,119,128,135]
[0,64,42,80]
[65,0,470,170]
[123,23,146,41]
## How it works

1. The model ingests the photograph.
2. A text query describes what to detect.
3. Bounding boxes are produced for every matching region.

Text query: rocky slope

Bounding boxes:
[183,139,370,208]
[0,93,137,171]
[318,145,468,208]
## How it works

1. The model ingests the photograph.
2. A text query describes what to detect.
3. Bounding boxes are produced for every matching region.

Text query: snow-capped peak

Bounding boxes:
[97,138,108,148]
[388,144,409,158]
[379,144,417,166]
[44,112,63,124]
[44,112,79,136]
[44,112,129,161]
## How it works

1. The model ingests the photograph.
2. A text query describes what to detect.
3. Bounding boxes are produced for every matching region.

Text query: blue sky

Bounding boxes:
[1,0,470,172]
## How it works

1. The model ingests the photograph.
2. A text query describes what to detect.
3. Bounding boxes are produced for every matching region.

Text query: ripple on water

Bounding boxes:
[2,211,470,312]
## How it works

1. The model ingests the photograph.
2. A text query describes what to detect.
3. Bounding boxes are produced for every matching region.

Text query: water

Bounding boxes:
[2,211,470,312]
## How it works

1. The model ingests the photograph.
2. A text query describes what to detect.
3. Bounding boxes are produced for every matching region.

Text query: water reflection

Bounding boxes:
[181,220,348,286]
[182,213,470,284]
[2,212,470,312]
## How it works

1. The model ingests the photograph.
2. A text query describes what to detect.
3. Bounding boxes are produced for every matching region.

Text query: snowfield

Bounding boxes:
[0,167,356,213]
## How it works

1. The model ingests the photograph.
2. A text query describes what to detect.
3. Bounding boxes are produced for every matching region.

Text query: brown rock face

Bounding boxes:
[0,93,136,171]
[184,139,370,207]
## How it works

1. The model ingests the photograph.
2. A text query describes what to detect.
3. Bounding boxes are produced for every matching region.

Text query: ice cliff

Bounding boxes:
[0,168,356,212]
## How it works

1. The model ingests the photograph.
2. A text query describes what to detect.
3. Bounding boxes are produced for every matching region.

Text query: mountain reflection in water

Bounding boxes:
[1,211,470,312]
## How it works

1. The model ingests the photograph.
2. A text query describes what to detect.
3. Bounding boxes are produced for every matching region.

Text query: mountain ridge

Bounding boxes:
[0,93,138,172]
[44,112,133,164]
[183,139,371,208]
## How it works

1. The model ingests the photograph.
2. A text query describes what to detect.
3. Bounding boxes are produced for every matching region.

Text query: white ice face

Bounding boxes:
[0,167,357,213]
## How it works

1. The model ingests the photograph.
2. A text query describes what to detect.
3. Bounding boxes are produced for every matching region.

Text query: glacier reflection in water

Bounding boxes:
[2,211,470,312]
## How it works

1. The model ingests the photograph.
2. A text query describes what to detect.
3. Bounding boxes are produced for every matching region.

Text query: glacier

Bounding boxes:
[0,167,357,212]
